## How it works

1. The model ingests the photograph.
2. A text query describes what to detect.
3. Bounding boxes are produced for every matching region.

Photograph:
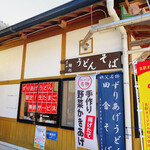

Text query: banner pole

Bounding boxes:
[133,61,144,150]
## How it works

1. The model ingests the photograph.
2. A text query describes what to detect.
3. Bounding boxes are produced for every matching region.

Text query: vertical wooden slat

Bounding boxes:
[21,41,27,80]
[0,120,3,136]
[66,129,72,150]
[71,131,75,150]
[57,128,63,150]
[60,32,66,79]
[62,129,67,150]
[46,127,58,150]
[128,31,135,149]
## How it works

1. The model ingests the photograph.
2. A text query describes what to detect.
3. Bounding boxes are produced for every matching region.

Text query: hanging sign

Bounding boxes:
[136,59,150,150]
[97,72,125,150]
[75,74,98,150]
[61,52,122,74]
[34,126,46,149]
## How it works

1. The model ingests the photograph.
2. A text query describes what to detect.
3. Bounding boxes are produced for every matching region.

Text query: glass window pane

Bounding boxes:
[36,81,59,124]
[19,83,38,121]
[18,80,60,127]
[61,80,75,128]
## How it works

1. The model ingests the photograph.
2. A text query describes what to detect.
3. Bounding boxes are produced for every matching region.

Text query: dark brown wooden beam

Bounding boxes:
[130,38,150,47]
[128,0,147,3]
[135,33,150,38]
[31,25,45,29]
[139,3,149,8]
[64,13,78,18]
[96,1,106,7]
[58,20,67,28]
[129,25,150,31]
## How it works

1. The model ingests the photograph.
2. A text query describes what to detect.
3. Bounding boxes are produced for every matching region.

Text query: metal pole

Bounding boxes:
[133,61,144,150]
[146,0,150,9]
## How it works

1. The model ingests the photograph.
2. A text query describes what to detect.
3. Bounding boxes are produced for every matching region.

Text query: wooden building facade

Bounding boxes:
[0,0,150,150]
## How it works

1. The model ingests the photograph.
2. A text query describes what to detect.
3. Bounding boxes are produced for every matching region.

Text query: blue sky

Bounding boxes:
[0,0,72,25]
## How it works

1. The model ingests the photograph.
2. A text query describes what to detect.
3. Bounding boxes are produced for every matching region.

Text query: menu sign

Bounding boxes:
[61,52,122,74]
[22,82,58,114]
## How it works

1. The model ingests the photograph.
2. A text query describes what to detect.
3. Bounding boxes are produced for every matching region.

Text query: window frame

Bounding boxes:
[17,78,61,128]
[60,77,75,130]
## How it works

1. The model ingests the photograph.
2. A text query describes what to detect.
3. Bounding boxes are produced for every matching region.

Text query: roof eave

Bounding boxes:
[0,0,103,38]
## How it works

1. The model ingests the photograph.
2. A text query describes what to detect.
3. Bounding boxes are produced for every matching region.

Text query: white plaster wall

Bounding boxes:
[0,84,20,118]
[66,24,122,59]
[0,46,23,81]
[24,35,62,79]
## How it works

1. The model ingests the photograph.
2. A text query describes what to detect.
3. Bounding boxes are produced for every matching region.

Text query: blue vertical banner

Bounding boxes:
[97,72,125,150]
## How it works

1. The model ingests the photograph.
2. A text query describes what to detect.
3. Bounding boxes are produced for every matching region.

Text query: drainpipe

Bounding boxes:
[81,13,150,47]
[146,0,150,9]
[106,0,132,150]
[128,46,150,54]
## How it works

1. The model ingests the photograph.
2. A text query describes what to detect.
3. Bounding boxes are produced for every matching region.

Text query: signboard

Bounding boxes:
[136,60,150,150]
[34,126,46,149]
[22,83,38,112]
[97,72,125,150]
[37,82,57,114]
[46,130,57,141]
[22,82,58,114]
[75,74,98,150]
[61,52,122,74]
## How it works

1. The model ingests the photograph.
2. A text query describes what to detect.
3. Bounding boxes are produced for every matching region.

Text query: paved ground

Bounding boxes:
[0,144,17,150]
[0,142,29,150]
